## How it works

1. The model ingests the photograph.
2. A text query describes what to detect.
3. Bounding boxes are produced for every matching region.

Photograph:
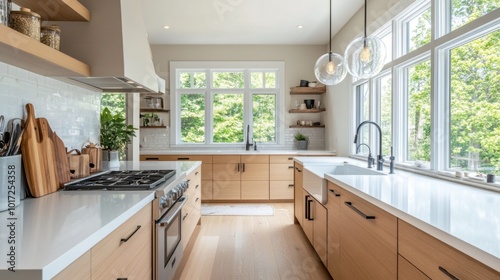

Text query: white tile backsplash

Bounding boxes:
[140,127,326,150]
[0,62,101,150]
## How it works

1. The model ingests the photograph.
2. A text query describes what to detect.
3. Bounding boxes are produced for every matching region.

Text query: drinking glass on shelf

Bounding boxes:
[154,98,162,109]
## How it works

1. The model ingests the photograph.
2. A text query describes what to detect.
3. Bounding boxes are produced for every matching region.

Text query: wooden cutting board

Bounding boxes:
[44,118,71,188]
[66,149,90,179]
[21,104,59,197]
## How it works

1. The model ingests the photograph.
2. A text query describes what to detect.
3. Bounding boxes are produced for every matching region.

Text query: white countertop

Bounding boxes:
[0,161,200,280]
[298,157,500,272]
[140,149,336,155]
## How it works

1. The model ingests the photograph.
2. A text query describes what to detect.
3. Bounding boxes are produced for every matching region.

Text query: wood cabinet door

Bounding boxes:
[302,189,314,244]
[52,251,91,280]
[399,219,500,280]
[241,181,269,200]
[269,163,294,181]
[340,189,397,280]
[313,200,328,266]
[398,255,430,280]
[240,163,269,181]
[212,180,240,200]
[326,182,342,279]
[269,181,294,199]
[294,163,304,225]
[201,180,213,200]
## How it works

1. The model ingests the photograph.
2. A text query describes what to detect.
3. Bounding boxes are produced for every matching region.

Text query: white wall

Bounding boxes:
[146,44,329,150]
[0,62,101,150]
[326,0,416,156]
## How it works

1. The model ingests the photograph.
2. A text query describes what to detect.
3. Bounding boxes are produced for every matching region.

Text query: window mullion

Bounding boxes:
[206,69,213,144]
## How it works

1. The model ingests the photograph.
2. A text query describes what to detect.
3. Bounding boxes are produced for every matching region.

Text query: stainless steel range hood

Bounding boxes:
[53,0,165,93]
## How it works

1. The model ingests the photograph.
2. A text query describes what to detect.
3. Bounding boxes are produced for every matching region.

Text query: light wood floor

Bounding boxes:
[176,203,332,280]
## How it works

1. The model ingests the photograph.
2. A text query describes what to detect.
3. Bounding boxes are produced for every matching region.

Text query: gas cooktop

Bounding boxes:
[64,170,176,191]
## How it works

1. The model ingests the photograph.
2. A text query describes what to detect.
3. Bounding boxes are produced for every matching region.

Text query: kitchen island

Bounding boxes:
[297,157,500,279]
[0,161,200,280]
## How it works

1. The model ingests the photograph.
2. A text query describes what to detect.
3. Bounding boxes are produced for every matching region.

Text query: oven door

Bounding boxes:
[156,196,187,280]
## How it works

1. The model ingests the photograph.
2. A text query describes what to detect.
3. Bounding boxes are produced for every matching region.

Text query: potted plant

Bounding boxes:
[100,108,138,167]
[294,132,309,150]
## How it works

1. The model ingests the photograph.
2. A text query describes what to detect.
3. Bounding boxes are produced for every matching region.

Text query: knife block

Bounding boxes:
[67,149,90,179]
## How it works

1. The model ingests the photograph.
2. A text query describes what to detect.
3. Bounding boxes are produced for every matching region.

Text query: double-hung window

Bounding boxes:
[171,61,284,147]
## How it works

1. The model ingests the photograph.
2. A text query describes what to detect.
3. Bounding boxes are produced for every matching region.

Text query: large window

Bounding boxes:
[171,62,284,147]
[449,29,500,173]
[353,0,500,177]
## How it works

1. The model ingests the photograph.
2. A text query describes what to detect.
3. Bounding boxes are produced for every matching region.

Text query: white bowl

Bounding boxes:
[308,82,317,87]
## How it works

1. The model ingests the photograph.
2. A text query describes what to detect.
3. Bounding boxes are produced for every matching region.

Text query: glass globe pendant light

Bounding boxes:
[314,0,347,85]
[344,0,386,79]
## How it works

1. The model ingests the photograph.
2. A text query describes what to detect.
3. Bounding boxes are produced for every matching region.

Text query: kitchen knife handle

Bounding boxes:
[344,202,375,219]
[120,225,141,243]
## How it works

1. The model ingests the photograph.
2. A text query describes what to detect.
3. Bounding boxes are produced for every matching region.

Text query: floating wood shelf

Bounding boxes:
[289,108,326,113]
[140,109,170,113]
[0,25,90,77]
[13,0,90,21]
[289,125,325,128]
[140,126,167,129]
[290,86,326,95]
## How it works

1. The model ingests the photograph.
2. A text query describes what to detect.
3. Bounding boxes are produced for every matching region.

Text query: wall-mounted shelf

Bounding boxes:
[140,109,170,113]
[13,0,90,21]
[0,25,90,77]
[289,108,326,113]
[290,86,326,95]
[289,125,325,128]
[140,126,167,129]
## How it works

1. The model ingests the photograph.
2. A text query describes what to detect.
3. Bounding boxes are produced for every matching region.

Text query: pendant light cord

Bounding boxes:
[328,0,332,61]
[363,0,367,47]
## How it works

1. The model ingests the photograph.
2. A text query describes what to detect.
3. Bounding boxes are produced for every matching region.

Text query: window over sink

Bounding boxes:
[170,61,285,147]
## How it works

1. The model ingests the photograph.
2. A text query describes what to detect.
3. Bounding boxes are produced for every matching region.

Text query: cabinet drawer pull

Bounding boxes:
[195,171,199,175]
[288,166,294,169]
[145,157,159,160]
[344,202,375,219]
[439,266,459,280]
[288,184,294,187]
[242,163,246,172]
[329,189,340,196]
[178,157,190,160]
[117,278,128,280]
[183,213,189,221]
[120,225,141,243]
[307,198,314,221]
[195,184,200,189]
[295,167,302,172]
[237,163,240,172]
[195,197,200,202]
[288,157,294,160]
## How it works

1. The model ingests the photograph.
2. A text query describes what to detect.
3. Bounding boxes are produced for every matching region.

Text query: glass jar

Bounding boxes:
[9,7,41,41]
[0,0,11,26]
[41,25,61,50]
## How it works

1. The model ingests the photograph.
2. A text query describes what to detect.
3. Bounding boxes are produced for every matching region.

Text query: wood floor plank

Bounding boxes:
[175,203,331,280]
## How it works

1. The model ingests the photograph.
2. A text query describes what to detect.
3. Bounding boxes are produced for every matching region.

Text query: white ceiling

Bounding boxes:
[141,0,364,45]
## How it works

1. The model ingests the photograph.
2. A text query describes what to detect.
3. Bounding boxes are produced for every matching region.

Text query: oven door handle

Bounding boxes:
[157,196,188,227]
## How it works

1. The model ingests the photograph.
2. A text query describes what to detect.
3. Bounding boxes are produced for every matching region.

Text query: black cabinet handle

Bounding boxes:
[242,163,246,172]
[117,278,128,280]
[288,166,294,169]
[439,266,459,280]
[288,184,294,187]
[344,202,375,219]
[288,157,294,160]
[329,189,340,197]
[307,198,314,221]
[305,195,309,219]
[195,197,200,202]
[120,225,141,243]
[183,213,189,221]
[237,163,240,172]
[195,184,200,189]
[145,157,159,160]
[295,167,302,172]
[195,171,199,175]
[178,157,190,160]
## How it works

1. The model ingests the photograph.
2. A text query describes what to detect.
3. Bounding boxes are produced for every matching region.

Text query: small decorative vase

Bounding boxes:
[108,150,120,168]
[296,140,309,150]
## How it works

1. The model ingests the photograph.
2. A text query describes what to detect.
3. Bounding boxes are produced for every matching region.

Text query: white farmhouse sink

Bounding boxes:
[303,164,385,204]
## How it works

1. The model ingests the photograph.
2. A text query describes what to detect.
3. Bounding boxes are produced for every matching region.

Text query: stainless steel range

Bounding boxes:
[64,169,190,280]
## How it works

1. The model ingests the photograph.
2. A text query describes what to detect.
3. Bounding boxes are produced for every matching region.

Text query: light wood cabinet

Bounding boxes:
[91,204,152,280]
[52,251,91,280]
[398,255,430,280]
[241,155,269,200]
[302,189,327,266]
[213,155,241,200]
[325,182,341,279]
[340,189,397,280]
[398,219,500,280]
[182,165,202,250]
[269,155,294,200]
[294,162,304,225]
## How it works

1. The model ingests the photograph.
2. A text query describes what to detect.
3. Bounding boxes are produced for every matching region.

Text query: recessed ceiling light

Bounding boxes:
[297,25,303,29]
[163,25,170,29]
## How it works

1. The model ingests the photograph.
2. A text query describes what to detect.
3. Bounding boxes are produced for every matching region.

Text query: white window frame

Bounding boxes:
[170,61,285,148]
